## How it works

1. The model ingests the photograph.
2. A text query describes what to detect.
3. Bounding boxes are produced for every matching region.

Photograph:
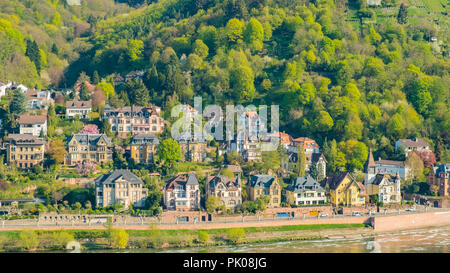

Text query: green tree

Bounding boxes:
[97,81,115,99]
[226,18,244,43]
[48,139,68,165]
[25,40,41,75]
[193,39,209,59]
[205,196,222,214]
[243,18,264,51]
[79,82,91,101]
[198,231,210,243]
[126,78,149,106]
[127,39,144,66]
[231,65,256,102]
[157,139,182,169]
[297,145,306,177]
[397,3,408,24]
[9,90,28,116]
[92,71,100,85]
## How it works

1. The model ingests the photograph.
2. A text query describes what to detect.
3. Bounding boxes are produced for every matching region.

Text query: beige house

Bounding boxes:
[18,114,47,137]
[285,175,327,206]
[206,175,242,210]
[104,105,164,138]
[65,134,113,165]
[95,169,148,209]
[248,174,281,208]
[7,134,45,168]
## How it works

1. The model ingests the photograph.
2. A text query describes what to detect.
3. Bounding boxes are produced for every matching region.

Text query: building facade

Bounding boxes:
[104,105,165,138]
[66,101,92,119]
[395,138,431,156]
[65,134,113,165]
[178,136,207,162]
[285,175,327,206]
[428,164,450,196]
[248,174,281,208]
[130,134,159,164]
[7,134,45,168]
[95,169,148,209]
[163,174,200,211]
[18,115,47,137]
[375,158,410,180]
[206,175,242,210]
[326,172,366,207]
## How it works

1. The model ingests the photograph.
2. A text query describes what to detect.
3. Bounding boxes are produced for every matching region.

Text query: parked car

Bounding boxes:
[367,211,375,216]
[406,207,416,212]
[352,211,362,216]
[319,213,329,217]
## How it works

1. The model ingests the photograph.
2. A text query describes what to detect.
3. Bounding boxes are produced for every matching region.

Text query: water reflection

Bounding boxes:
[84,226,450,253]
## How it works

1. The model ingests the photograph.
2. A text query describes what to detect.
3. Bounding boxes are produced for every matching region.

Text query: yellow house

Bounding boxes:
[248,174,281,208]
[327,172,367,207]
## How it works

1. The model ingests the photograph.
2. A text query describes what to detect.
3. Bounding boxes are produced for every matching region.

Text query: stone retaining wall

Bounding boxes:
[373,210,450,232]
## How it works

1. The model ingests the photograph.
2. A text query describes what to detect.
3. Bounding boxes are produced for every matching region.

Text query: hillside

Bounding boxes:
[0,0,132,88]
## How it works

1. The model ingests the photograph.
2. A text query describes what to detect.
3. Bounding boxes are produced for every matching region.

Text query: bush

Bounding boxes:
[227,228,245,244]
[198,231,210,243]
[111,228,129,249]
[19,230,39,251]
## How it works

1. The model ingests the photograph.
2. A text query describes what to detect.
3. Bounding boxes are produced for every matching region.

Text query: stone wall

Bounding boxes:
[373,210,450,232]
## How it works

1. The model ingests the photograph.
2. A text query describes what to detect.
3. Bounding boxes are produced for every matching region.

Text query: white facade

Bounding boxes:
[20,120,47,137]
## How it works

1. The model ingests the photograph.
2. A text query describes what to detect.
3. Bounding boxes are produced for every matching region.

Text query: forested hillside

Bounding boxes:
[0,0,132,88]
[1,0,449,174]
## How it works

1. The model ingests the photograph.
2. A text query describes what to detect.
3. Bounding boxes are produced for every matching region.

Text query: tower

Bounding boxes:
[364,149,376,186]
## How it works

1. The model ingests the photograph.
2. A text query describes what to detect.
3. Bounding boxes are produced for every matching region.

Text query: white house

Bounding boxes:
[284,175,327,206]
[66,100,92,119]
[375,158,411,181]
[395,138,431,156]
[26,89,52,109]
[0,81,12,98]
[18,115,47,137]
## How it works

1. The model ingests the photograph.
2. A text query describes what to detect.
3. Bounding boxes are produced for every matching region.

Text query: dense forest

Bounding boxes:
[0,0,449,175]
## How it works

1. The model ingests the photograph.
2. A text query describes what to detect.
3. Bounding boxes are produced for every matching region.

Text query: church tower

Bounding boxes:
[364,149,376,186]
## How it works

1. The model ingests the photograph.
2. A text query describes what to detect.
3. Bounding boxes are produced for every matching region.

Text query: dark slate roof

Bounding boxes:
[130,134,159,145]
[327,172,351,190]
[94,169,143,185]
[398,138,429,148]
[207,175,240,190]
[287,175,324,193]
[364,150,376,172]
[67,134,111,146]
[311,153,327,163]
[371,173,400,185]
[249,175,276,188]
[186,173,199,185]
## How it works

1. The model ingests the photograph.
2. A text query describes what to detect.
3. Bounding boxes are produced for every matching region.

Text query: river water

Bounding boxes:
[84,226,450,253]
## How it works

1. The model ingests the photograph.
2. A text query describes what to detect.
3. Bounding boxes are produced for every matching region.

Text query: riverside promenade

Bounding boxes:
[1,207,450,233]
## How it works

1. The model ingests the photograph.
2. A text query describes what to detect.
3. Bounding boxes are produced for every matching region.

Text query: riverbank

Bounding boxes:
[0,223,370,252]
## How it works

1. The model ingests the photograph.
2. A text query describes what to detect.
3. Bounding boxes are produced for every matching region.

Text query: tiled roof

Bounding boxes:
[8,134,45,145]
[165,173,198,190]
[398,138,429,148]
[18,115,47,125]
[376,159,405,166]
[327,172,351,190]
[371,173,400,185]
[66,100,92,108]
[207,175,240,191]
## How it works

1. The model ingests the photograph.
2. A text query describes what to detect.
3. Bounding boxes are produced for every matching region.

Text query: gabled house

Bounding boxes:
[366,173,401,204]
[104,105,164,138]
[95,169,148,209]
[178,135,207,162]
[66,100,92,119]
[375,158,410,181]
[281,152,327,179]
[248,174,281,208]
[395,138,431,156]
[18,115,47,137]
[65,134,113,165]
[163,173,200,211]
[206,175,242,210]
[326,172,367,207]
[285,175,327,206]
